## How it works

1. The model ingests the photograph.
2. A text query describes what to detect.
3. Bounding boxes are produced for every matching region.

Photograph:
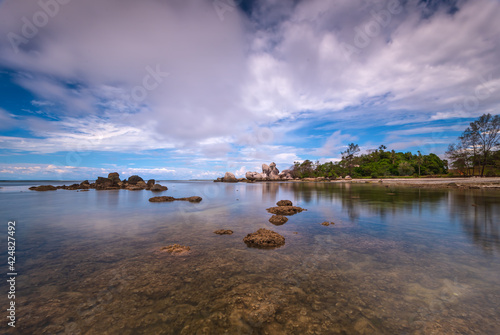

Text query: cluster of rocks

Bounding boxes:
[215,162,360,183]
[246,162,293,181]
[243,199,306,248]
[214,172,245,183]
[164,199,307,253]
[29,172,169,192]
[267,200,306,221]
[215,162,294,183]
[93,173,169,191]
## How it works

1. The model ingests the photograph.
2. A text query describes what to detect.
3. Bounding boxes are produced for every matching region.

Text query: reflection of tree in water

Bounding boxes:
[263,182,499,254]
[288,182,449,221]
[288,182,500,254]
[449,191,500,254]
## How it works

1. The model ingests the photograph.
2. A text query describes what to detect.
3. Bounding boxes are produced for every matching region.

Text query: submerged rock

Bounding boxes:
[161,244,190,254]
[149,196,202,203]
[266,206,306,216]
[243,228,285,249]
[269,215,288,225]
[214,229,234,235]
[320,221,335,226]
[29,185,57,191]
[276,200,293,207]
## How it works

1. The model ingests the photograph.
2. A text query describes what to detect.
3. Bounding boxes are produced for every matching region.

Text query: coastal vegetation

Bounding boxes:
[290,147,447,179]
[290,113,499,179]
[446,113,500,177]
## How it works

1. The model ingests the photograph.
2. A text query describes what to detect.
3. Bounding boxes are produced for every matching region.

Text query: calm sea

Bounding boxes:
[1,180,499,334]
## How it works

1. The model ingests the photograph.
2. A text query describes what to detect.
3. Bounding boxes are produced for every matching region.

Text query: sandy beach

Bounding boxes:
[344,177,500,189]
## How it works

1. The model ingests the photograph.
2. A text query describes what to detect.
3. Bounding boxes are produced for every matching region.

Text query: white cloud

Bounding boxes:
[0,0,499,174]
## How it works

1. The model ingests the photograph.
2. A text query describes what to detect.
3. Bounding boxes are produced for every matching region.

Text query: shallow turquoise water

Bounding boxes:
[1,181,499,334]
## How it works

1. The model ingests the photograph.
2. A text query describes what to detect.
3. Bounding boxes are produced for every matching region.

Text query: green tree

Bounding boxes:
[341,143,360,176]
[446,143,472,176]
[398,161,415,176]
[415,151,424,176]
[463,114,500,176]
[389,150,397,165]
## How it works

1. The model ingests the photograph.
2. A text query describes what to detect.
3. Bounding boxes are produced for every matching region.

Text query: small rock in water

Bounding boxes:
[243,228,285,249]
[276,200,293,207]
[269,215,288,225]
[320,221,335,226]
[29,185,57,191]
[149,196,202,203]
[151,184,168,192]
[214,229,233,235]
[266,206,306,216]
[161,244,191,254]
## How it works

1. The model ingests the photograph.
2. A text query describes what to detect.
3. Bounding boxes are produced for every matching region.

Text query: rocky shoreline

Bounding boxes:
[29,172,169,191]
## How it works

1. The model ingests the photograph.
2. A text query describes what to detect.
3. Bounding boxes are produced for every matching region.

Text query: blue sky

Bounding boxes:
[0,0,499,180]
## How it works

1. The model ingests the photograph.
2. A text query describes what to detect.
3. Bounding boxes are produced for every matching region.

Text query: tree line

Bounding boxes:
[446,113,500,177]
[291,145,447,179]
[290,113,499,179]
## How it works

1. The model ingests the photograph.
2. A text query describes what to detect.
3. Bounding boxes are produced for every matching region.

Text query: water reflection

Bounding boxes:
[0,181,499,334]
[448,190,500,254]
[259,182,500,255]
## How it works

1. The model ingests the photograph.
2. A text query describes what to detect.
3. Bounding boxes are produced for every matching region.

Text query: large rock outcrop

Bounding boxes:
[127,175,144,185]
[278,169,293,180]
[269,162,279,177]
[262,164,271,176]
[95,177,114,190]
[245,171,259,181]
[108,172,121,185]
[147,179,155,188]
[223,172,238,182]
[243,162,285,182]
